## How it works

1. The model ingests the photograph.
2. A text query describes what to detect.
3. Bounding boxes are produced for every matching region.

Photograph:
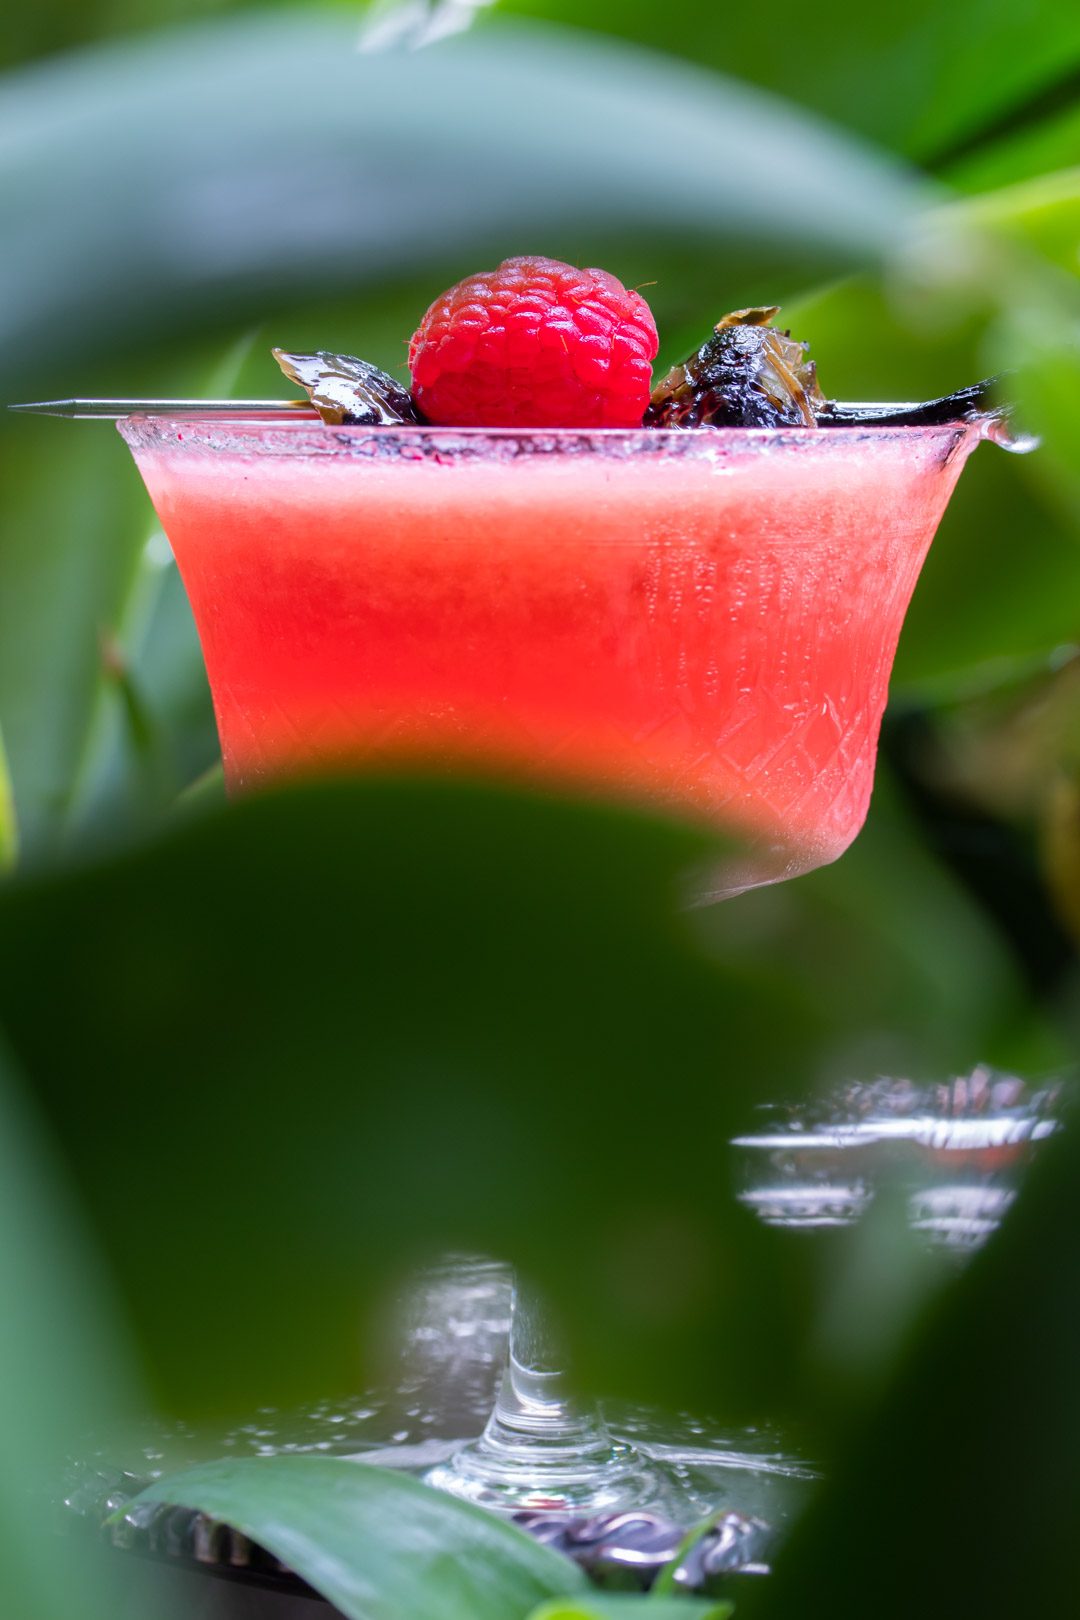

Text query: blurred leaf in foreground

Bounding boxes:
[0,334,234,864]
[697,768,1036,1084]
[786,168,1080,698]
[134,1455,583,1620]
[952,166,1080,279]
[946,102,1080,195]
[899,169,1080,530]
[0,419,154,860]
[0,1034,159,1620]
[498,0,1080,172]
[0,776,857,1425]
[0,724,16,870]
[1045,772,1080,944]
[896,651,1080,949]
[58,336,257,854]
[989,280,1080,532]
[0,10,920,394]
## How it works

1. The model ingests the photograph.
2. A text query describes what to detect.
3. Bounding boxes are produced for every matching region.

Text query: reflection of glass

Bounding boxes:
[736,1068,1061,1251]
[68,1254,815,1572]
[120,414,990,1510]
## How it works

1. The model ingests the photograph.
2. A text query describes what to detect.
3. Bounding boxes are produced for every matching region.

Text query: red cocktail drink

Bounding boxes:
[121,416,984,892]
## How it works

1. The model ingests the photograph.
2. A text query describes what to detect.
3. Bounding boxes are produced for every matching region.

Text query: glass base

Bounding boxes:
[425,1361,655,1513]
[426,1424,653,1514]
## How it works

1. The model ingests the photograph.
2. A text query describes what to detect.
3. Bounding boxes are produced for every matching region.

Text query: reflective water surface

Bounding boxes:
[62,1065,1062,1603]
[66,1254,814,1537]
[735,1065,1061,1250]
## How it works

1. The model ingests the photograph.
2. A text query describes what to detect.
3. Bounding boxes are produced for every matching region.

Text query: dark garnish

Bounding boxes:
[644,308,824,429]
[272,349,425,426]
[816,380,999,428]
[646,308,1003,432]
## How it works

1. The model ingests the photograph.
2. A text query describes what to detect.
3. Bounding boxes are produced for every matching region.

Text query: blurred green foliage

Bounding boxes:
[0,2,1078,1617]
[0,728,16,869]
[744,1110,1080,1620]
[0,779,831,1422]
[499,0,1080,172]
[0,1039,148,1620]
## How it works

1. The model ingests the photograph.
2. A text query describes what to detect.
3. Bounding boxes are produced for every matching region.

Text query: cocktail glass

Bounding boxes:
[118,411,994,1510]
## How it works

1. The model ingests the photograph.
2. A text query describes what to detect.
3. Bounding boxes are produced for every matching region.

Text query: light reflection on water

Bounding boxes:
[66,1252,813,1538]
[65,1066,1061,1572]
[735,1065,1061,1250]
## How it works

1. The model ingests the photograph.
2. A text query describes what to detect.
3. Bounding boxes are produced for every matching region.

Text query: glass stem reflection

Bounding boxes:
[494,1279,597,1442]
[425,1274,651,1512]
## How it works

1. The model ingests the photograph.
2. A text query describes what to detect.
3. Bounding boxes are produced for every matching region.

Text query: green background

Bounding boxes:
[0,3,1077,1617]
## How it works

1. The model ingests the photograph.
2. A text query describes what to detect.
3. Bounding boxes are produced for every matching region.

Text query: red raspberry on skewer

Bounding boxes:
[408,256,659,429]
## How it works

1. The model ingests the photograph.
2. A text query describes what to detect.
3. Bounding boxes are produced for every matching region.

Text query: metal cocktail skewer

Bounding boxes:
[7,390,993,427]
[6,399,316,420]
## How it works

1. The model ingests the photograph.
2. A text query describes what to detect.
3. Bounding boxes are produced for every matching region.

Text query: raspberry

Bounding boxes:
[408,256,659,429]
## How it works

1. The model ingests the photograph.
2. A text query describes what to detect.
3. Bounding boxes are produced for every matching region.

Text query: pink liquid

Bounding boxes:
[122,418,981,890]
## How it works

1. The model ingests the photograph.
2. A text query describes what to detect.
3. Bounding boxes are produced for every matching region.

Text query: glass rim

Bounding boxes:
[119,412,980,437]
[117,413,990,458]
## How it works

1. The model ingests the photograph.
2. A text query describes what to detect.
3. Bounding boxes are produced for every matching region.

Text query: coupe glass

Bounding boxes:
[119,413,992,1510]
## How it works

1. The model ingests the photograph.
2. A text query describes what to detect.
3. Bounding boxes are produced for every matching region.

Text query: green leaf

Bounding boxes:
[0,723,16,870]
[0,12,919,394]
[11,0,1080,179]
[782,179,1080,696]
[0,415,153,859]
[952,165,1080,275]
[896,175,1080,536]
[134,1455,586,1620]
[498,0,1080,166]
[0,772,1047,1447]
[0,775,853,1423]
[60,338,253,849]
[698,768,1036,1075]
[173,759,226,818]
[0,1032,160,1620]
[929,173,1080,535]
[0,338,233,861]
[529,1598,732,1620]
[988,283,1080,534]
[945,102,1080,194]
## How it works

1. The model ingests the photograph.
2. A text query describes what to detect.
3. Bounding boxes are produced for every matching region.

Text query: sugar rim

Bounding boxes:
[117,414,987,462]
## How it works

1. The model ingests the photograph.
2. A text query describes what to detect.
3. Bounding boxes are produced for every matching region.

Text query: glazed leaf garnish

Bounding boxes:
[645,308,825,429]
[645,309,1009,432]
[272,349,424,426]
[817,380,1001,428]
